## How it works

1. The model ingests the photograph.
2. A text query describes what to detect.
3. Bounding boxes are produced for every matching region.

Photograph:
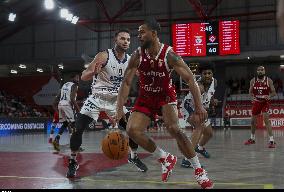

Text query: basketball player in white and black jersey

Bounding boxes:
[52,74,81,151]
[66,29,147,178]
[181,63,218,168]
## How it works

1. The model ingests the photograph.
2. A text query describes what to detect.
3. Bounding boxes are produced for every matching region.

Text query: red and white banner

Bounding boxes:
[224,105,284,128]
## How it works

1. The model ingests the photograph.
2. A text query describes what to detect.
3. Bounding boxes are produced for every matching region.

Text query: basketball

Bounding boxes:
[101,131,129,160]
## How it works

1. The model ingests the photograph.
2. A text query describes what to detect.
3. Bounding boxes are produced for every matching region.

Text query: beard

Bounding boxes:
[257,74,265,79]
[141,40,151,49]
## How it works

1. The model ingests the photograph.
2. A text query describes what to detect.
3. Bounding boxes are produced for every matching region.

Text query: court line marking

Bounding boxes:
[0,175,274,189]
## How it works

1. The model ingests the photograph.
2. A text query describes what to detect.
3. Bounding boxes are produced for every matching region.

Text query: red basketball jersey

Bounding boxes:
[138,43,176,98]
[252,76,270,101]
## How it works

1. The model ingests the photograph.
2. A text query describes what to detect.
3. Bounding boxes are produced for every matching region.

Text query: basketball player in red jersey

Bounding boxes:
[115,18,213,189]
[244,66,276,148]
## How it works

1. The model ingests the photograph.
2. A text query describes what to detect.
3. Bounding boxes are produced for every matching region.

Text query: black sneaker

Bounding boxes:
[128,154,148,172]
[180,158,204,169]
[66,159,79,178]
[195,147,210,158]
[181,158,192,168]
[52,136,60,151]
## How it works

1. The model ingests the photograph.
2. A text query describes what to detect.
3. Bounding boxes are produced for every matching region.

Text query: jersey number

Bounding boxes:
[60,93,67,100]
[258,90,263,95]
[118,68,123,76]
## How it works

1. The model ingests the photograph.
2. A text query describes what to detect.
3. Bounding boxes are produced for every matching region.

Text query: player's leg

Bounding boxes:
[52,121,68,151]
[107,104,148,172]
[195,121,213,158]
[244,102,260,145]
[162,104,213,188]
[118,113,148,172]
[127,111,176,182]
[66,96,99,178]
[263,110,276,148]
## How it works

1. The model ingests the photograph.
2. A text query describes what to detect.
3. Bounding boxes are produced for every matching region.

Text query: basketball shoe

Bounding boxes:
[128,154,148,172]
[194,167,214,189]
[195,147,210,158]
[52,136,60,151]
[268,141,276,148]
[158,153,177,182]
[66,159,79,178]
[244,138,255,145]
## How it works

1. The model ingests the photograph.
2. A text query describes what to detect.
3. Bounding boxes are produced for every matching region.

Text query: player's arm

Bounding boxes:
[116,49,140,121]
[211,78,219,106]
[52,91,60,112]
[197,82,205,94]
[167,50,207,122]
[249,78,255,99]
[70,84,80,113]
[268,78,277,98]
[81,51,108,81]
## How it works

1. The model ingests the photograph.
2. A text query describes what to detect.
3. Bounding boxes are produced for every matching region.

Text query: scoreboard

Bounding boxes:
[172,20,240,56]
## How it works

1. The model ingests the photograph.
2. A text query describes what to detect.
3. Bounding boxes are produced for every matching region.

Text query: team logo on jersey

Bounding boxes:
[158,59,163,67]
[150,60,154,68]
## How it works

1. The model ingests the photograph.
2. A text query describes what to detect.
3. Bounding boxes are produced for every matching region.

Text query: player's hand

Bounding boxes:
[114,107,124,125]
[93,61,104,74]
[194,106,208,123]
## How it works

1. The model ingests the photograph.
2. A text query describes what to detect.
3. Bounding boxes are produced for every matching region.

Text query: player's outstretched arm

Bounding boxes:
[115,49,140,122]
[167,50,207,122]
[81,51,108,81]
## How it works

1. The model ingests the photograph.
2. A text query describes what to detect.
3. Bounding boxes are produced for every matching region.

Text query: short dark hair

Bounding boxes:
[198,62,215,73]
[144,17,161,33]
[115,29,130,37]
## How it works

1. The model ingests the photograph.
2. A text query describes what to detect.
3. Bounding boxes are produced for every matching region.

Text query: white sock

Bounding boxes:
[188,155,201,169]
[251,134,255,140]
[198,144,204,151]
[129,148,137,159]
[153,147,167,159]
[49,134,53,139]
[269,136,274,142]
[70,153,77,160]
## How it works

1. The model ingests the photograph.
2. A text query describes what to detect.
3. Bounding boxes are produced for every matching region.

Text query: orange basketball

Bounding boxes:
[101,131,129,160]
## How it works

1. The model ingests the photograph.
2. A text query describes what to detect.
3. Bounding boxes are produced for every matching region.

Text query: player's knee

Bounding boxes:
[74,113,91,135]
[126,124,141,139]
[251,117,257,124]
[264,118,270,125]
[166,123,180,136]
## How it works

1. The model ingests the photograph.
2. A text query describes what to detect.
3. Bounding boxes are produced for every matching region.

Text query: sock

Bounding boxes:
[198,144,204,151]
[251,134,255,140]
[269,136,274,142]
[49,134,53,139]
[153,147,167,159]
[129,148,137,159]
[188,155,201,169]
[70,153,77,161]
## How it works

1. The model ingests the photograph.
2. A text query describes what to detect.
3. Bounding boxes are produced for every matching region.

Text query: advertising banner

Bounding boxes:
[224,105,284,128]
